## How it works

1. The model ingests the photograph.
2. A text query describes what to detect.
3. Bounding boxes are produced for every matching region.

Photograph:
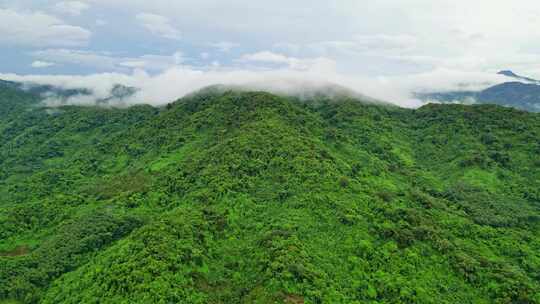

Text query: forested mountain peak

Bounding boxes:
[0,86,539,303]
[181,82,388,107]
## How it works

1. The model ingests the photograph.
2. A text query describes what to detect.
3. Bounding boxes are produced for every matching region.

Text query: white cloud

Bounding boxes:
[5,38,516,108]
[3,50,508,109]
[31,49,117,70]
[240,51,291,65]
[119,51,186,70]
[136,13,181,40]
[355,34,418,50]
[210,41,239,52]
[1,63,341,106]
[305,34,418,56]
[0,8,91,47]
[239,51,335,71]
[95,19,107,26]
[54,1,90,16]
[117,61,146,69]
[4,0,540,108]
[31,49,186,71]
[1,63,504,109]
[60,1,540,73]
[0,72,136,106]
[31,61,56,68]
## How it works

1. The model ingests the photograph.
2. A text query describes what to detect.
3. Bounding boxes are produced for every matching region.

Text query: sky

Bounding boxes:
[1,0,540,106]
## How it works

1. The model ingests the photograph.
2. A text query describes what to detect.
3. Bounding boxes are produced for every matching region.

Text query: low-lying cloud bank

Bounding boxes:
[0,63,509,108]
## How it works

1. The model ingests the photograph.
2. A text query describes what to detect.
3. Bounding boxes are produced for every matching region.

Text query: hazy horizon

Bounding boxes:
[2,1,540,106]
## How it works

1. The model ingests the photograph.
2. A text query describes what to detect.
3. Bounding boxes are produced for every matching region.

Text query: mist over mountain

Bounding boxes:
[185,81,389,107]
[3,0,540,302]
[417,70,540,112]
[0,75,389,108]
[0,79,139,107]
[497,70,540,84]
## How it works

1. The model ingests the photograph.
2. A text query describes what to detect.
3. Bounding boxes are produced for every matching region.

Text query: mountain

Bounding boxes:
[417,70,540,112]
[0,79,138,106]
[185,82,389,106]
[0,85,539,303]
[23,84,93,100]
[0,79,20,89]
[96,84,140,105]
[497,70,540,84]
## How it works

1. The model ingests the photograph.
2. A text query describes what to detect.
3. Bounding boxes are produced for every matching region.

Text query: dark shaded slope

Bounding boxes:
[479,82,540,111]
[0,82,40,118]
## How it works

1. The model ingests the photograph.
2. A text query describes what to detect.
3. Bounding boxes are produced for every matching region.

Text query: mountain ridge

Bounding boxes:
[0,78,139,106]
[417,70,540,112]
[498,70,540,83]
[0,85,539,303]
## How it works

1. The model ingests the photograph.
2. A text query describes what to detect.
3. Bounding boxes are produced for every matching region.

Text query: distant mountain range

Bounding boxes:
[417,71,540,112]
[497,70,540,84]
[4,70,540,112]
[0,79,138,105]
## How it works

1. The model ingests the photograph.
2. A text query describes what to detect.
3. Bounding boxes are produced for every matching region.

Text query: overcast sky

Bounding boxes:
[1,0,540,106]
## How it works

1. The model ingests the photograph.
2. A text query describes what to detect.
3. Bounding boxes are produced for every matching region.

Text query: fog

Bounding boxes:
[0,64,510,108]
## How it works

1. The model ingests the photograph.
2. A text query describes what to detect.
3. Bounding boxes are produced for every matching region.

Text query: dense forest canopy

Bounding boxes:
[0,83,539,303]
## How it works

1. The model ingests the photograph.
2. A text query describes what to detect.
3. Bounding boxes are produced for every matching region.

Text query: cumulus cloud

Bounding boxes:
[31,49,117,70]
[303,34,419,57]
[0,72,135,105]
[31,49,186,71]
[210,41,240,52]
[0,8,91,47]
[118,51,186,70]
[136,13,181,40]
[31,61,56,68]
[11,0,539,77]
[1,64,344,106]
[2,0,539,109]
[239,51,336,72]
[54,1,90,16]
[0,52,509,109]
[240,51,292,65]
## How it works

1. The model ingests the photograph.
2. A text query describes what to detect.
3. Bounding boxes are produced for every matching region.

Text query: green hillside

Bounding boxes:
[1,85,539,303]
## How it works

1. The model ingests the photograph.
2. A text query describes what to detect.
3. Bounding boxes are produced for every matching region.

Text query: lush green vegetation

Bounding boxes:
[1,84,539,303]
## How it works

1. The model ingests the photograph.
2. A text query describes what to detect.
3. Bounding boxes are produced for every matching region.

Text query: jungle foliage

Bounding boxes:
[1,84,539,303]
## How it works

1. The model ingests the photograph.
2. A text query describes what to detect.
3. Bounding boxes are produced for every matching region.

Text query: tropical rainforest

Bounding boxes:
[0,82,539,304]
